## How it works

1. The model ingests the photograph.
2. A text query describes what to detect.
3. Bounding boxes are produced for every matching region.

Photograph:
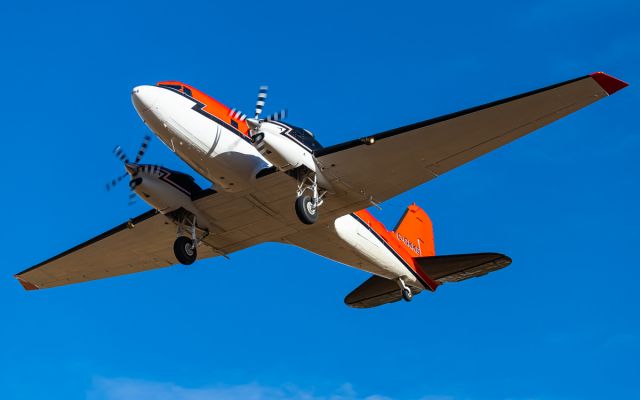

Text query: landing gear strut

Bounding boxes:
[397,277,413,302]
[173,214,208,265]
[295,174,326,225]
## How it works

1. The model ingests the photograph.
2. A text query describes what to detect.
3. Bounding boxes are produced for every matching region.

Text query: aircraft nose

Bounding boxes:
[131,85,158,113]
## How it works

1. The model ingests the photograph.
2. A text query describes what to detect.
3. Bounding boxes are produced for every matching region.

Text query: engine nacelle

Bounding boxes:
[130,165,203,216]
[252,122,317,173]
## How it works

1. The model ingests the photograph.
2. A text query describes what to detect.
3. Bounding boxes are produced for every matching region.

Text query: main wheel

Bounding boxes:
[174,236,197,265]
[401,288,413,302]
[295,194,318,225]
[251,132,264,144]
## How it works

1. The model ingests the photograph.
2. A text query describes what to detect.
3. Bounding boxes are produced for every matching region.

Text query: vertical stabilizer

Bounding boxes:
[392,204,435,257]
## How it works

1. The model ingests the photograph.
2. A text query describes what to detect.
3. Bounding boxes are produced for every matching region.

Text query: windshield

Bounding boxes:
[285,124,323,151]
[157,83,192,97]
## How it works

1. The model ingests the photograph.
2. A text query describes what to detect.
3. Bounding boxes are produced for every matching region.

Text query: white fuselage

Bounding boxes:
[131,85,426,290]
[333,214,423,288]
[133,85,268,191]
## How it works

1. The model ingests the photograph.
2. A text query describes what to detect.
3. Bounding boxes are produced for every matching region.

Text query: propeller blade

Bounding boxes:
[254,86,268,118]
[113,146,130,164]
[134,135,151,163]
[108,135,154,205]
[128,191,137,205]
[229,108,247,121]
[106,172,128,191]
[264,109,288,122]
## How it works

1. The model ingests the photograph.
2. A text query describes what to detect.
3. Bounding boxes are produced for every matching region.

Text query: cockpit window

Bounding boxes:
[158,84,193,97]
[159,84,182,92]
[286,124,323,151]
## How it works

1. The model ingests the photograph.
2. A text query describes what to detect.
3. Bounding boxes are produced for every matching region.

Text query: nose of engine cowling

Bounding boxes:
[131,85,160,113]
[125,162,139,175]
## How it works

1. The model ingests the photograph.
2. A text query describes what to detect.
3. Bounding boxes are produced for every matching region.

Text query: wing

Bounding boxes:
[15,210,219,290]
[15,170,362,290]
[315,72,627,204]
[15,172,300,290]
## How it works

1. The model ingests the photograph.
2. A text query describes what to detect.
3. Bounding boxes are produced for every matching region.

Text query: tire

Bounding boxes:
[251,132,264,144]
[174,236,197,265]
[295,194,318,225]
[402,288,413,302]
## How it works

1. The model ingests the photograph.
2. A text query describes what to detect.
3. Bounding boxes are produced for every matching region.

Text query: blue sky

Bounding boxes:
[1,1,638,399]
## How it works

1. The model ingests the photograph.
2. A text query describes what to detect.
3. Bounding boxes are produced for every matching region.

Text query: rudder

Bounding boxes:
[393,203,435,257]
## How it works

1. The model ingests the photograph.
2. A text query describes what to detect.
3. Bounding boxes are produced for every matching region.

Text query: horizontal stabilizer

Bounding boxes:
[344,275,422,309]
[414,253,511,284]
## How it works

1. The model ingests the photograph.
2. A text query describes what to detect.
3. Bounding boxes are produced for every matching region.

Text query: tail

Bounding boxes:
[392,203,435,257]
[344,204,512,308]
[393,203,511,291]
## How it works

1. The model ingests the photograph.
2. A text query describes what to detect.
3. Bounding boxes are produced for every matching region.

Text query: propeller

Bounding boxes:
[254,85,268,119]
[127,186,137,205]
[106,135,151,204]
[228,86,288,136]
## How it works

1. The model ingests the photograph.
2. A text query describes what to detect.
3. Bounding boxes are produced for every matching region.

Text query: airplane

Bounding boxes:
[14,72,628,308]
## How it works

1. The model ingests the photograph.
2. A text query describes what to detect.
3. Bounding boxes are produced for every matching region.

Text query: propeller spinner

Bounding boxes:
[228,86,288,136]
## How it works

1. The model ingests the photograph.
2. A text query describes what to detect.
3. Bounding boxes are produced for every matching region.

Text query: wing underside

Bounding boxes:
[14,210,198,290]
[315,73,627,205]
[15,170,358,290]
[15,171,301,290]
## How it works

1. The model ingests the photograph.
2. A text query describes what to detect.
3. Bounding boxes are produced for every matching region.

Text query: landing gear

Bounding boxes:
[397,277,413,302]
[174,236,197,265]
[173,213,209,265]
[295,173,326,225]
[295,194,318,224]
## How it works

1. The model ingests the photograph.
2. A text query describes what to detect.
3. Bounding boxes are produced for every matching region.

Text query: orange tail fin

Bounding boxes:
[392,204,435,257]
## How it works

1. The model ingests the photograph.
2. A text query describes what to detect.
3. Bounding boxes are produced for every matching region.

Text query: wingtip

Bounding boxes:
[497,254,513,268]
[590,72,629,95]
[15,276,40,291]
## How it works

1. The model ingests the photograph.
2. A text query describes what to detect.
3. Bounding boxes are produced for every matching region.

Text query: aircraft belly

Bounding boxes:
[333,215,420,286]
[200,125,269,190]
[146,98,269,190]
